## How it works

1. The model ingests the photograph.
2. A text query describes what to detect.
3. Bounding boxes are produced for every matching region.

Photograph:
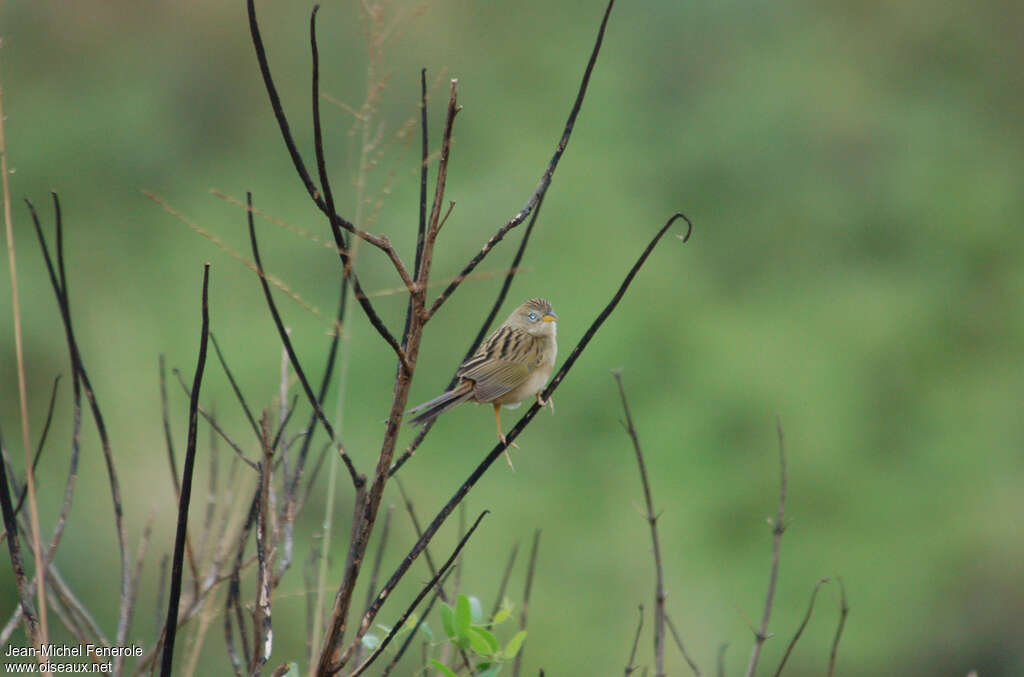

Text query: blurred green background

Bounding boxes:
[2,0,1023,674]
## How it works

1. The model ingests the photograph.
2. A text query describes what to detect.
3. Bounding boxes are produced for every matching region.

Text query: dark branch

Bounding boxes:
[210,333,262,442]
[773,578,829,677]
[28,194,132,651]
[246,191,342,442]
[247,0,409,369]
[160,264,211,677]
[349,511,489,677]
[10,376,60,521]
[427,0,617,318]
[0,430,41,643]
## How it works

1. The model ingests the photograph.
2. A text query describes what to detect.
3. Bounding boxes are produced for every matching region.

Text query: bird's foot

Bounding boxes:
[537,393,554,414]
[498,432,518,470]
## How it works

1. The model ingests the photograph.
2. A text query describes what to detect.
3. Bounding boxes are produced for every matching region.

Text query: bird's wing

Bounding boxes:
[457,325,537,402]
[459,359,532,402]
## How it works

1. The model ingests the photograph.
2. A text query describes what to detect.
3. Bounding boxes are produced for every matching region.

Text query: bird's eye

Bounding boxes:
[528,312,538,321]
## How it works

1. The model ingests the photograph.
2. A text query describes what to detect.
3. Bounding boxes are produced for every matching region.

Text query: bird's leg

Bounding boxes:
[493,403,518,469]
[537,393,554,414]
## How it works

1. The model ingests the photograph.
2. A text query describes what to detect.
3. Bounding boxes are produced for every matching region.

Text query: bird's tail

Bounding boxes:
[405,382,473,426]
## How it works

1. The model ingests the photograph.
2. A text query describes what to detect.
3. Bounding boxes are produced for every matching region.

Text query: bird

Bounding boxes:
[406,298,558,467]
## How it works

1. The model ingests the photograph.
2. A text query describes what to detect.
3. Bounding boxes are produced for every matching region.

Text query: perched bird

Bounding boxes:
[406,298,558,467]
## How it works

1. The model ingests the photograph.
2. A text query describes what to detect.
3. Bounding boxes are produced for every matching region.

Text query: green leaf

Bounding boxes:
[503,630,527,659]
[418,621,434,641]
[440,604,456,639]
[468,595,484,624]
[476,666,502,677]
[467,627,494,656]
[455,594,472,639]
[472,626,500,654]
[361,633,380,651]
[492,604,512,625]
[429,659,458,677]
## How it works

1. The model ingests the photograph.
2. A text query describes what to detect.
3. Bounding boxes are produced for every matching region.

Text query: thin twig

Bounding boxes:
[29,194,135,652]
[743,416,788,677]
[250,413,275,677]
[381,567,455,677]
[115,514,156,674]
[210,333,262,442]
[354,504,394,667]
[7,376,60,525]
[1,76,49,652]
[827,577,849,677]
[159,355,181,494]
[426,0,617,320]
[614,371,668,677]
[172,369,258,470]
[160,264,211,677]
[716,642,729,677]
[288,274,347,509]
[395,477,444,597]
[624,605,644,676]
[513,529,542,677]
[0,435,41,644]
[246,191,348,440]
[403,66,430,350]
[160,359,203,599]
[490,541,519,621]
[416,79,461,320]
[772,578,829,677]
[349,511,490,677]
[247,0,410,367]
[665,614,702,677]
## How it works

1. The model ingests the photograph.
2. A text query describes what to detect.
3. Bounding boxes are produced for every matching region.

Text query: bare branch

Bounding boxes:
[427,0,617,319]
[716,642,729,677]
[0,434,41,645]
[624,605,644,676]
[827,577,849,677]
[7,376,61,526]
[614,371,668,677]
[490,541,519,621]
[250,413,275,677]
[743,416,788,677]
[772,578,829,677]
[160,264,212,677]
[28,195,132,653]
[210,334,262,442]
[417,79,461,320]
[513,529,542,677]
[665,614,702,677]
[381,567,455,677]
[172,368,258,470]
[247,0,409,368]
[349,511,489,677]
[309,5,414,292]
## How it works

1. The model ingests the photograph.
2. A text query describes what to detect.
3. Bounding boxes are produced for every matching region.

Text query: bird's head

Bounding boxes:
[507,297,557,338]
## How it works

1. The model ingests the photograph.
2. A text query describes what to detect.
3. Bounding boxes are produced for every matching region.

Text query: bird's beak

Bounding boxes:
[542,313,557,323]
